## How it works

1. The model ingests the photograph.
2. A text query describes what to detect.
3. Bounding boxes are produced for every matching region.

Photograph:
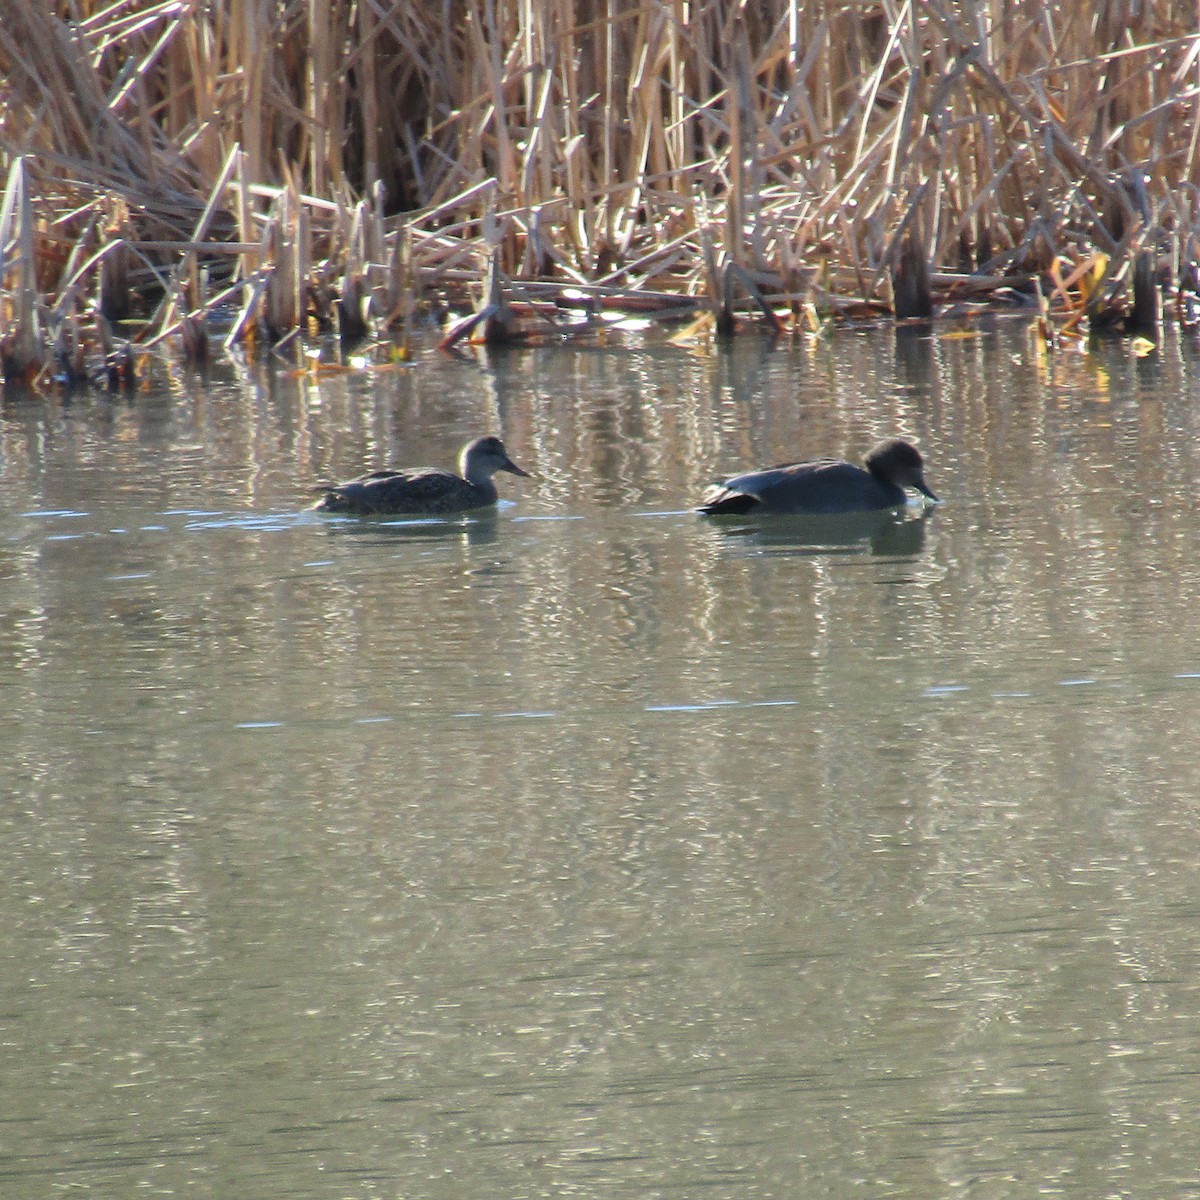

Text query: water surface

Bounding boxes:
[3,322,1200,1197]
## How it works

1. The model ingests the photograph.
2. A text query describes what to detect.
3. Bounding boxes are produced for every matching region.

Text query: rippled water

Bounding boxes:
[3,321,1200,1197]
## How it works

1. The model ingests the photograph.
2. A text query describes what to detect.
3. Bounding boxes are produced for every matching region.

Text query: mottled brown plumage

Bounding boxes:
[315,436,529,515]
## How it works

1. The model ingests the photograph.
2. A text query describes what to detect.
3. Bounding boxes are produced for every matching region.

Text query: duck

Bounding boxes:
[697,438,937,516]
[314,435,530,515]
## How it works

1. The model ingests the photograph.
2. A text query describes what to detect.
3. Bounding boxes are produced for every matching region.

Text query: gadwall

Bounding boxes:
[698,438,937,516]
[315,435,530,515]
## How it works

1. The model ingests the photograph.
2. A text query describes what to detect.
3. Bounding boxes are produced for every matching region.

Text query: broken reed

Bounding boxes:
[2,0,1199,382]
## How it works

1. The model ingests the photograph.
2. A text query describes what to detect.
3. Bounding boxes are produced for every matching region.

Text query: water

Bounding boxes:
[3,320,1200,1197]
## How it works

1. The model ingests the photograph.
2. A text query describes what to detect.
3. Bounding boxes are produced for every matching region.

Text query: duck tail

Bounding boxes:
[313,487,347,512]
[697,490,759,516]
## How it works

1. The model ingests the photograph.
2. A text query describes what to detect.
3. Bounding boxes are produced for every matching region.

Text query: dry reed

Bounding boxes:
[2,1,1198,381]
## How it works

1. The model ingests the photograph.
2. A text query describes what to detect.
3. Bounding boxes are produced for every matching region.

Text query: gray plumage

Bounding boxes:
[698,438,937,516]
[315,435,530,515]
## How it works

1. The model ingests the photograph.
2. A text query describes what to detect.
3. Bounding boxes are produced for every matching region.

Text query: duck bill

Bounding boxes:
[916,481,939,502]
[503,458,531,478]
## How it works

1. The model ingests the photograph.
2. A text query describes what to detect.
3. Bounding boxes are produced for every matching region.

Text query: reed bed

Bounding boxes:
[2,1,1198,384]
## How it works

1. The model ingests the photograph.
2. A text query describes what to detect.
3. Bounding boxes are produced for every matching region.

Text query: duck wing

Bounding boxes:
[317,467,476,514]
[700,459,895,515]
[751,460,884,513]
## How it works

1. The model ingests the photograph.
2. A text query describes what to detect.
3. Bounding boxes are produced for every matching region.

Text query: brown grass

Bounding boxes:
[2,1,1198,379]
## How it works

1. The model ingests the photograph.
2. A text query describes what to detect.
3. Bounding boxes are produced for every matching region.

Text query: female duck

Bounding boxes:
[698,438,937,516]
[315,435,530,515]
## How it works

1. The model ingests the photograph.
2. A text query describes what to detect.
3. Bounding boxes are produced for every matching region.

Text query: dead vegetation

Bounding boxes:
[2,1,1198,385]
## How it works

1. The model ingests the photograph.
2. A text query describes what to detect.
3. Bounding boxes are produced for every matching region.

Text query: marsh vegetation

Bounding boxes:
[1,1,1197,383]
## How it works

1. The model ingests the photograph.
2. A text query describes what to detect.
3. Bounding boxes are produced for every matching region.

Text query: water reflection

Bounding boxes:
[703,507,933,557]
[314,509,504,549]
[5,323,1200,1198]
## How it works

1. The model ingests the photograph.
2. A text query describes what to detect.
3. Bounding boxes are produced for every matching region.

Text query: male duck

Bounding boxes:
[315,435,530,515]
[698,438,937,516]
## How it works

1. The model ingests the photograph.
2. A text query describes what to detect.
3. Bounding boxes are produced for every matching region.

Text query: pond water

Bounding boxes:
[3,318,1200,1198]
